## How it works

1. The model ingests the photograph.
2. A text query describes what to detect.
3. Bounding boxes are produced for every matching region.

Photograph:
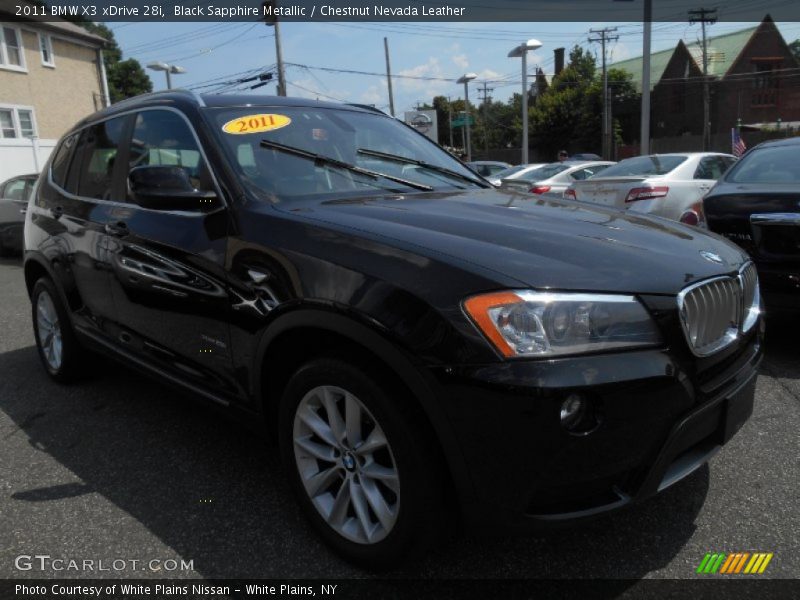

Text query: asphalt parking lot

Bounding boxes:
[0,254,798,582]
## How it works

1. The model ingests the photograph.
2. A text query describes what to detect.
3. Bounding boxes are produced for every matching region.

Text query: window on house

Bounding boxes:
[0,106,37,139]
[0,26,25,69]
[0,110,14,138]
[670,83,686,114]
[39,33,54,67]
[752,61,780,106]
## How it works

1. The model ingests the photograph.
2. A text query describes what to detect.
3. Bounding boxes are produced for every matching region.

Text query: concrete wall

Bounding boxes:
[0,138,57,181]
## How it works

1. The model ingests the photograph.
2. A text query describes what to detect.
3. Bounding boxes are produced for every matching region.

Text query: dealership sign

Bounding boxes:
[404,111,438,142]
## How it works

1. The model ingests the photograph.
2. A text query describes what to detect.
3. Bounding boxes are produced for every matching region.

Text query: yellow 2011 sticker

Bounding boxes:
[222,114,291,135]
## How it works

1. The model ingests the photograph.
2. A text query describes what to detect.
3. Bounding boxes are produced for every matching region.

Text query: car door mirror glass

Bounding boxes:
[128,165,217,211]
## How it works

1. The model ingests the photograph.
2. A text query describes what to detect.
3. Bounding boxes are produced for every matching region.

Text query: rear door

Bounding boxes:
[105,108,237,399]
[31,116,131,335]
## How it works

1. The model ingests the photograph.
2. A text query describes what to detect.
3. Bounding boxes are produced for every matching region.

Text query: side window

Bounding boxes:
[572,165,609,180]
[695,157,730,180]
[694,157,713,180]
[2,178,26,200]
[719,156,736,173]
[50,133,78,189]
[72,117,127,200]
[127,110,212,204]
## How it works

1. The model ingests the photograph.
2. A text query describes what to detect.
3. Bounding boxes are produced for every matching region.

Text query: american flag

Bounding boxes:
[732,128,747,158]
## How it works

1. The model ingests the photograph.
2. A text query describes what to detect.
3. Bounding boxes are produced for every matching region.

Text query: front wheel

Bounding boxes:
[279,358,446,568]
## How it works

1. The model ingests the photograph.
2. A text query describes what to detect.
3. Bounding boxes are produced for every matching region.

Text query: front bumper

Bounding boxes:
[430,325,762,532]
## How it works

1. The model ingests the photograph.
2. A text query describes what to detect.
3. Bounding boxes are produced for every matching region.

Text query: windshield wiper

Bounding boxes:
[356,148,489,188]
[259,139,433,192]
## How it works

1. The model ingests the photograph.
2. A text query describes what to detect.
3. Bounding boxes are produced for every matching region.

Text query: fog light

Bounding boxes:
[560,394,599,434]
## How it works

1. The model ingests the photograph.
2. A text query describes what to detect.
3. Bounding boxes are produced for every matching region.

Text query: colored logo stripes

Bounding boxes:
[696,552,773,574]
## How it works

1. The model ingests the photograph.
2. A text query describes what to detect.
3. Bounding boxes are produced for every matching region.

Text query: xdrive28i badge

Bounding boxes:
[700,251,724,264]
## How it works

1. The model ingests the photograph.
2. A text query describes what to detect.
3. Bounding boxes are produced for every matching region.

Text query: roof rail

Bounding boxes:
[107,88,203,110]
[345,103,387,115]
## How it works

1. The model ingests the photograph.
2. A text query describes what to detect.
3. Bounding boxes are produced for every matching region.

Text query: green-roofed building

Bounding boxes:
[611,15,800,143]
[613,26,759,94]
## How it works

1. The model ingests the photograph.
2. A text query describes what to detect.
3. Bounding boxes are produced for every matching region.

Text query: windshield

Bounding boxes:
[599,155,687,177]
[725,146,799,183]
[517,163,569,181]
[208,106,481,200]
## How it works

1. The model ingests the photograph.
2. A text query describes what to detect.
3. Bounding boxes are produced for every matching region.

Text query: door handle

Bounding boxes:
[104,221,129,237]
[51,205,63,219]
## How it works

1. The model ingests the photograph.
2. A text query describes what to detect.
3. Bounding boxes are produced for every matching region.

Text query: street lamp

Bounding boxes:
[456,73,477,161]
[508,39,542,164]
[147,61,187,89]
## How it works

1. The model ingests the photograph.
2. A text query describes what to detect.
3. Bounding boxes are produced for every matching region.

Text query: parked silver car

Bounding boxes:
[564,153,736,224]
[466,160,511,179]
[0,173,37,255]
[487,163,546,187]
[502,161,614,198]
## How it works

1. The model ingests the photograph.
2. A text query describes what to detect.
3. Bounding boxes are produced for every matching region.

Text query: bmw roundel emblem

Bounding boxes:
[700,250,724,264]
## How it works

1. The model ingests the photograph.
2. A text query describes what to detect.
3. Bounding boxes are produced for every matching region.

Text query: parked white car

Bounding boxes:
[502,161,615,198]
[564,153,736,225]
[487,163,546,187]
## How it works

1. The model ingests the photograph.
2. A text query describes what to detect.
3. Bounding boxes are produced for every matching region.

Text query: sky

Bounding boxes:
[112,20,800,115]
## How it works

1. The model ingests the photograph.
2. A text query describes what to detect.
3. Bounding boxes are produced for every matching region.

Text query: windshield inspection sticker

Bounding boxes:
[222,114,291,135]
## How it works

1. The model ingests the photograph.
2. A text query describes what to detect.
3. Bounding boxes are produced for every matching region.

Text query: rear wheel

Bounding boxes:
[279,358,445,568]
[31,277,87,382]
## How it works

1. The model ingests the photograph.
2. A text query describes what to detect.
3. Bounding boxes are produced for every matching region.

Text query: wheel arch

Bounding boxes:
[254,308,475,508]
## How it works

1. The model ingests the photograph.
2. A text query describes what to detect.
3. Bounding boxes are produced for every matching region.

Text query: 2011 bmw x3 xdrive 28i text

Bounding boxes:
[24,92,762,568]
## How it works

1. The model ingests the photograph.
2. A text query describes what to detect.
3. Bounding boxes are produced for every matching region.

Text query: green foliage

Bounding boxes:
[529,47,638,157]
[78,22,152,103]
[423,44,639,158]
[790,40,800,65]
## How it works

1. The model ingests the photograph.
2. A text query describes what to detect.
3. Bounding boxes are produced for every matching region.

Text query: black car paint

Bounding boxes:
[704,137,800,312]
[24,91,761,530]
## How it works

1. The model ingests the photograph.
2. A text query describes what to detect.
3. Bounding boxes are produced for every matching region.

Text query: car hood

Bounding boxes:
[278,188,748,295]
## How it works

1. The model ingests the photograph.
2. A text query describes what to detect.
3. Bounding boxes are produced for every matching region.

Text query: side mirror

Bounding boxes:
[128,165,217,210]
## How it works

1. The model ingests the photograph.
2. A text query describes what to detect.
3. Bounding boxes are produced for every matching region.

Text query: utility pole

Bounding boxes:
[263,0,286,96]
[478,81,494,158]
[689,7,717,151]
[384,37,395,117]
[640,0,652,155]
[447,96,454,149]
[589,27,618,160]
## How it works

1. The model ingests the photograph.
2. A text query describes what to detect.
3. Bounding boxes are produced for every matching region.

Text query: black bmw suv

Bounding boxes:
[24,91,762,567]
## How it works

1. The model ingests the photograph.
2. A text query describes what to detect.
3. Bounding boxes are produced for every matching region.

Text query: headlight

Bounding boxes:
[463,291,662,357]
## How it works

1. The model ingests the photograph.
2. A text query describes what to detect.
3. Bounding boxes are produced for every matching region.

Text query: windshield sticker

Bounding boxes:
[222,114,291,135]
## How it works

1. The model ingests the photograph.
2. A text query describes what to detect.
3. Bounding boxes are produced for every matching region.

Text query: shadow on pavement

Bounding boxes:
[0,344,706,580]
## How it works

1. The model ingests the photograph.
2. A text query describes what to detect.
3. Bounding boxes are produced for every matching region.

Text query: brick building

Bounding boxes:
[613,16,800,145]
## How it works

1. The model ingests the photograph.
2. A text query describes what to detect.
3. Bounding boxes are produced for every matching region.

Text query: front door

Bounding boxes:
[105,108,237,400]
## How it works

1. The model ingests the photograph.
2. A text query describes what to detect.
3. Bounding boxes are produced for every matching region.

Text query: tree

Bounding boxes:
[528,46,638,158]
[790,40,800,65]
[78,22,152,103]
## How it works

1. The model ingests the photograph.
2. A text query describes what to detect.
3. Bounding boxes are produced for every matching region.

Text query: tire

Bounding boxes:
[31,277,88,383]
[279,357,446,569]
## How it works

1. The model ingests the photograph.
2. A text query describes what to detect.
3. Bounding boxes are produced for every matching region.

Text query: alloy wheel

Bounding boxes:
[293,385,400,544]
[36,290,63,371]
